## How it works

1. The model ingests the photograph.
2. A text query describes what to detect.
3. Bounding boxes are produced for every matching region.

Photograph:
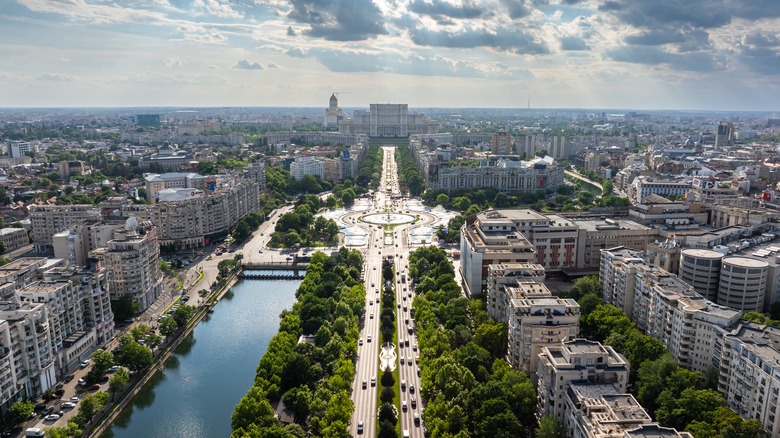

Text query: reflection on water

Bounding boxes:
[102,279,299,438]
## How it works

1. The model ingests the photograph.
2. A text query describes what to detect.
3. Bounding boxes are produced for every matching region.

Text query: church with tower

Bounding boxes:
[324,93,344,129]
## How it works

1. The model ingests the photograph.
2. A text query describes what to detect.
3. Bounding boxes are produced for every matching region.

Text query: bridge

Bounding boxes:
[239,262,309,280]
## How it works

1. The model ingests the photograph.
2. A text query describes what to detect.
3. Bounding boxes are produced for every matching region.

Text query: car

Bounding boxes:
[90,383,100,391]
[369,300,373,306]
[42,406,54,416]
[61,402,76,409]
[78,378,86,387]
[182,296,190,302]
[399,356,404,365]
[397,303,401,308]
[69,396,79,403]
[411,397,417,409]
[362,380,367,389]
[357,421,364,434]
[108,365,120,373]
[371,376,376,387]
[63,374,74,382]
[401,380,406,391]
[405,338,410,347]
[373,266,376,270]
[412,344,418,352]
[414,412,420,426]
[79,359,91,368]
[358,338,363,346]
[409,384,415,394]
[366,335,372,342]
[375,297,379,303]
[369,313,374,319]
[402,400,407,411]
[44,414,60,421]
[99,375,110,383]
[123,318,134,323]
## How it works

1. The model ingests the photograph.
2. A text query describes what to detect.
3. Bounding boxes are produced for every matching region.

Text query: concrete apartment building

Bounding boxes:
[486,263,545,322]
[244,162,266,188]
[144,172,208,201]
[600,247,741,374]
[90,223,162,312]
[719,322,780,438]
[122,179,260,249]
[504,280,580,374]
[290,156,324,180]
[0,228,28,252]
[6,141,36,158]
[29,205,102,254]
[536,339,630,423]
[52,223,116,267]
[460,209,655,295]
[491,131,513,155]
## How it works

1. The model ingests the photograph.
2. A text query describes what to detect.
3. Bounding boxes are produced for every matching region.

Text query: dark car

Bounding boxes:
[90,384,101,391]
[99,375,109,383]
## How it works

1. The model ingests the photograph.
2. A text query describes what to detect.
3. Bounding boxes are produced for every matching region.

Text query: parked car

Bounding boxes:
[69,396,79,403]
[61,402,76,409]
[44,414,60,421]
[89,384,100,391]
[79,359,91,368]
[108,365,120,373]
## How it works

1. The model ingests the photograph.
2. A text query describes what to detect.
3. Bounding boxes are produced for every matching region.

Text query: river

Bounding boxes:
[102,279,300,438]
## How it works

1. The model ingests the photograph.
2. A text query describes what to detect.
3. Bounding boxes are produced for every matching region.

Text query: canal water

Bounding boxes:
[102,279,300,438]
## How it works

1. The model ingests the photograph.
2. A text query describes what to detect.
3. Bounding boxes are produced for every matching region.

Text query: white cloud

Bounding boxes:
[164,57,184,68]
[233,59,264,70]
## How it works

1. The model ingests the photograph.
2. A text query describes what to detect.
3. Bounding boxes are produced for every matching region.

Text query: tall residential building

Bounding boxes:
[678,249,724,301]
[491,131,513,155]
[90,222,162,312]
[7,141,36,158]
[600,247,741,374]
[290,157,324,180]
[0,228,28,252]
[719,322,780,437]
[29,205,102,254]
[504,280,580,374]
[52,223,116,267]
[245,162,267,188]
[536,339,630,422]
[549,136,570,159]
[716,122,736,147]
[486,263,545,322]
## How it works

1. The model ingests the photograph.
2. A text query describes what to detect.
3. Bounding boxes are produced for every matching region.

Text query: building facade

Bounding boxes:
[29,205,102,254]
[338,104,438,137]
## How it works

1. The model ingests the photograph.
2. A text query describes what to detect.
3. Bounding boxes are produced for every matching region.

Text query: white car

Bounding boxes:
[61,402,76,409]
[44,414,60,421]
[69,396,80,403]
[79,359,91,368]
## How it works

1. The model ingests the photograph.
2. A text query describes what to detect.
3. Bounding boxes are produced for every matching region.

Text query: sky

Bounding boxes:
[1,0,780,111]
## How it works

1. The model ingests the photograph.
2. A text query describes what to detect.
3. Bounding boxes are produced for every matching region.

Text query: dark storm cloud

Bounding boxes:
[597,0,731,29]
[287,26,297,36]
[409,26,550,55]
[408,0,485,20]
[287,0,387,41]
[608,46,721,72]
[560,36,590,51]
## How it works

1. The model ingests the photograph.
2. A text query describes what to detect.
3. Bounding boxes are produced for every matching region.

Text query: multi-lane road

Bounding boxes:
[350,147,425,437]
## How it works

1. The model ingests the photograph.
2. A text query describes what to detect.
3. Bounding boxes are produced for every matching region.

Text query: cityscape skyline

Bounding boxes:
[2,0,780,111]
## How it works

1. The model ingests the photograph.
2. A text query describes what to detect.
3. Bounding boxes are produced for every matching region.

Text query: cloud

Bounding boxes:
[287,26,297,36]
[408,0,486,21]
[267,62,279,68]
[736,32,780,75]
[409,26,550,55]
[209,64,220,69]
[500,0,531,19]
[233,59,264,70]
[607,46,722,72]
[192,0,243,19]
[286,47,307,58]
[560,36,590,51]
[36,73,72,81]
[287,0,387,41]
[164,57,184,68]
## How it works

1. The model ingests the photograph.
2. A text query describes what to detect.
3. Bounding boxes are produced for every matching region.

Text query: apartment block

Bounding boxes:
[144,172,208,201]
[29,205,102,254]
[600,247,741,374]
[290,156,324,180]
[0,228,28,252]
[536,339,630,422]
[565,385,651,438]
[486,263,545,322]
[52,223,116,267]
[504,281,580,374]
[245,162,266,188]
[90,223,162,312]
[719,322,780,437]
[426,157,565,194]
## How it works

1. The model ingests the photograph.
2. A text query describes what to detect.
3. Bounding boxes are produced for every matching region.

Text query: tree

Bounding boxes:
[116,335,153,372]
[569,275,601,300]
[130,324,151,341]
[108,367,130,400]
[91,349,114,375]
[8,400,34,425]
[45,421,82,438]
[341,188,356,206]
[473,321,508,361]
[111,296,140,321]
[74,391,109,427]
[145,333,163,349]
[160,260,170,273]
[378,419,397,438]
[436,193,449,206]
[535,415,566,438]
[159,317,178,336]
[172,304,195,328]
[381,369,395,388]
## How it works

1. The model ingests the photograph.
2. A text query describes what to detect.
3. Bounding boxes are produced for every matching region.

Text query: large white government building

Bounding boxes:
[339,103,438,137]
